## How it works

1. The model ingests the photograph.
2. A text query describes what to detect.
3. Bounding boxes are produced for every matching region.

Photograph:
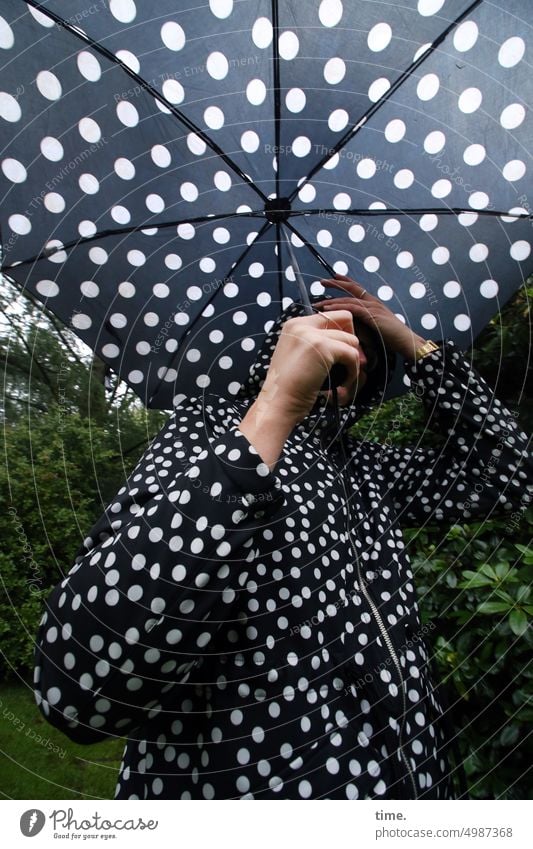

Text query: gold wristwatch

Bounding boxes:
[414,339,440,362]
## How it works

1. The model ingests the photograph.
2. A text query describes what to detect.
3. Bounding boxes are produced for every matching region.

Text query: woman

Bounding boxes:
[34,276,532,799]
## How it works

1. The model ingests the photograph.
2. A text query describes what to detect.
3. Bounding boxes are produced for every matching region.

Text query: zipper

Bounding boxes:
[320,410,419,799]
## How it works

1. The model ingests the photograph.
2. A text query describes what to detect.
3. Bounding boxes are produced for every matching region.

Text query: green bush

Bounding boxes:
[404,518,533,799]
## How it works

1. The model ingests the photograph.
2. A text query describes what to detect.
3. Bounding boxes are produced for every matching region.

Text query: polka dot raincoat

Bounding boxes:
[34,302,533,799]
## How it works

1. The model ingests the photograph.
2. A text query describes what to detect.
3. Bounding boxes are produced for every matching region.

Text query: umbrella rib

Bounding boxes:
[148,219,274,405]
[271,0,282,201]
[23,0,268,204]
[287,0,484,203]
[285,207,533,219]
[1,212,267,269]
[284,221,336,277]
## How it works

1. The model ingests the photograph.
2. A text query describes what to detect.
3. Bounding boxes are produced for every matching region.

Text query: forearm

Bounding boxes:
[239,398,297,470]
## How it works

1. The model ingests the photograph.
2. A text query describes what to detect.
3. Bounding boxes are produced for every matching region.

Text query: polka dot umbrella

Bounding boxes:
[0,0,532,407]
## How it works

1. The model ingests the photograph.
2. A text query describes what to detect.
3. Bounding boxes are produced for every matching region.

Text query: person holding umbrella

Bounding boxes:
[34,275,532,800]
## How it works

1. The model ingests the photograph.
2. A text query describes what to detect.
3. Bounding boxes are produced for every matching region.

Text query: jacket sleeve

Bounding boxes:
[33,397,285,743]
[373,341,533,526]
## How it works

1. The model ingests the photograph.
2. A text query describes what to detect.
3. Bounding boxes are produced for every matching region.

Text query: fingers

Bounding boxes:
[285,309,355,335]
[320,276,371,300]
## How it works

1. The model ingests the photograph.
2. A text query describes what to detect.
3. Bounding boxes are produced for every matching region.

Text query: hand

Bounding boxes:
[259,309,366,424]
[314,275,427,361]
[239,309,366,469]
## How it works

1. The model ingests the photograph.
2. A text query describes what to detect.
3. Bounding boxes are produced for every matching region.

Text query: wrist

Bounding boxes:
[398,334,428,363]
[239,396,297,470]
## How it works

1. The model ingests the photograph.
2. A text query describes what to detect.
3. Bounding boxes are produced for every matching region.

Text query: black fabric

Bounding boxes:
[33,307,532,799]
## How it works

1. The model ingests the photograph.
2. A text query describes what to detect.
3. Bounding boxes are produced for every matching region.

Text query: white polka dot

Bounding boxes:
[500,103,526,130]
[8,214,31,234]
[469,191,490,210]
[207,51,229,80]
[443,280,461,298]
[246,79,266,105]
[298,183,316,203]
[162,78,185,104]
[417,73,439,101]
[72,313,92,330]
[210,0,233,17]
[385,119,406,143]
[498,36,525,68]
[394,169,414,189]
[298,780,312,798]
[463,143,485,166]
[378,285,394,301]
[79,117,101,143]
[431,179,452,198]
[333,192,351,210]
[0,92,21,122]
[349,224,365,243]
[28,6,55,27]
[40,136,64,161]
[421,313,437,330]
[161,21,186,51]
[292,136,311,157]
[0,16,14,49]
[453,21,478,52]
[79,173,99,195]
[368,78,390,102]
[2,158,26,183]
[384,218,401,237]
[357,158,376,179]
[102,343,120,359]
[469,243,488,263]
[111,205,131,224]
[241,131,260,152]
[503,160,526,182]
[77,51,101,82]
[36,280,59,298]
[458,87,482,113]
[458,211,477,227]
[397,251,413,268]
[324,57,346,85]
[328,109,349,132]
[204,106,224,129]
[364,255,379,272]
[80,281,99,298]
[480,279,498,298]
[279,31,299,60]
[286,88,306,112]
[116,101,139,127]
[44,193,65,214]
[178,223,195,239]
[110,0,136,22]
[36,71,62,100]
[252,17,273,49]
[432,246,449,265]
[424,130,445,154]
[89,247,108,265]
[454,314,471,331]
[319,0,343,27]
[418,0,445,15]
[115,50,140,73]
[180,182,199,202]
[368,22,392,52]
[510,240,531,261]
[410,283,426,299]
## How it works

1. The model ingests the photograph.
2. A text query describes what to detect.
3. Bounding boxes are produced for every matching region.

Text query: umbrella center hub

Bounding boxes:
[264,196,291,223]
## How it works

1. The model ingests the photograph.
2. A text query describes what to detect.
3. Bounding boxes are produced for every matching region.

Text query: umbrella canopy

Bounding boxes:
[0,0,532,408]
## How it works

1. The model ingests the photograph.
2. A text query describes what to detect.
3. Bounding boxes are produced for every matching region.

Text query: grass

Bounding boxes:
[0,678,125,799]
